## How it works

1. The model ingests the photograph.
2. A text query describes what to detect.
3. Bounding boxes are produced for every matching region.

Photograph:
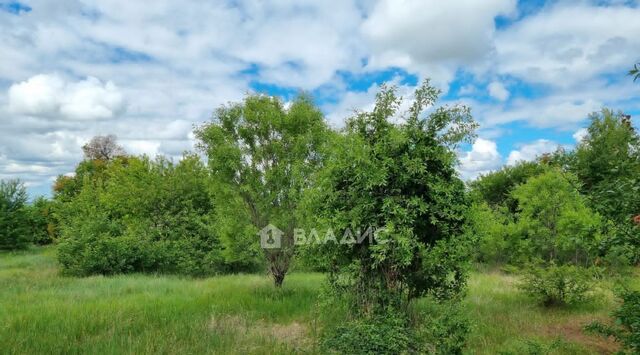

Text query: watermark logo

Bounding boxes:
[258,224,283,249]
[259,223,388,249]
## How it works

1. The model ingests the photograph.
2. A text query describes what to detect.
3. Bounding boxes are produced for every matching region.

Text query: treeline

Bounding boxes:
[469,109,640,269]
[1,81,639,353]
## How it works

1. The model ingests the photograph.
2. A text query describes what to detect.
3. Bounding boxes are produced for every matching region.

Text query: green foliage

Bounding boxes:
[415,297,471,354]
[195,94,329,286]
[510,169,602,265]
[569,109,640,263]
[467,202,513,264]
[586,289,640,354]
[53,159,110,202]
[469,160,547,212]
[470,169,602,266]
[520,264,594,307]
[322,312,414,354]
[308,80,476,354]
[26,197,57,245]
[0,179,31,250]
[57,155,223,276]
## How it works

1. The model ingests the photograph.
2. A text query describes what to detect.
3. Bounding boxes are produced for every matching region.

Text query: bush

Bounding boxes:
[0,180,31,250]
[57,155,225,276]
[322,313,414,354]
[585,289,640,354]
[520,264,594,307]
[27,197,57,245]
[415,298,471,354]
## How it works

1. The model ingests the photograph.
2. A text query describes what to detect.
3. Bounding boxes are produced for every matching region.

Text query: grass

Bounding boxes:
[0,246,635,354]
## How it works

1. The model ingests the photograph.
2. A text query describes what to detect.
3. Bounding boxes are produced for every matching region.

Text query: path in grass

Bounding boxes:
[0,246,632,354]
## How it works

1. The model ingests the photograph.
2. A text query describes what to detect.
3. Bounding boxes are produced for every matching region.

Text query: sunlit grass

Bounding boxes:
[1,247,634,354]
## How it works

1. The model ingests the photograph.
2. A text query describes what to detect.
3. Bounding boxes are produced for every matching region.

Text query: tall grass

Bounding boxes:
[1,247,633,354]
[0,247,324,354]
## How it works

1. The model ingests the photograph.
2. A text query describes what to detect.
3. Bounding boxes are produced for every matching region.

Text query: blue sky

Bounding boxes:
[0,0,639,197]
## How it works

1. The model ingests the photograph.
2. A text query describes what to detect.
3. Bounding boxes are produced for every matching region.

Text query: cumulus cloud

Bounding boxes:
[1,0,640,196]
[8,74,125,120]
[488,81,509,101]
[494,3,640,87]
[458,138,503,180]
[506,139,560,165]
[363,0,516,83]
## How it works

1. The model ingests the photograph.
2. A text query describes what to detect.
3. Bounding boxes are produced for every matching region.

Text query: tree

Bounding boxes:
[0,179,31,250]
[195,94,328,287]
[510,169,601,266]
[26,196,57,245]
[81,134,126,161]
[468,160,547,213]
[570,109,640,262]
[309,80,477,314]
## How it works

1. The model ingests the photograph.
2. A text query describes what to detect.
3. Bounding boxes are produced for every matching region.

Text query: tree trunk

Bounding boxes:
[273,271,285,287]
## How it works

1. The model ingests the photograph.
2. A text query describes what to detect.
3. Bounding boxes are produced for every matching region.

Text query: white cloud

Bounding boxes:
[506,139,560,165]
[488,81,509,101]
[363,0,516,84]
[573,127,588,143]
[494,4,640,87]
[1,0,640,196]
[476,94,602,129]
[122,140,161,157]
[8,74,125,120]
[458,138,503,180]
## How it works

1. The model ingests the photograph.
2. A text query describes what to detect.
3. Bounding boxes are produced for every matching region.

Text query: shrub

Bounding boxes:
[415,298,471,354]
[27,197,57,245]
[57,155,225,276]
[520,264,594,307]
[0,179,31,250]
[585,289,640,354]
[322,313,414,354]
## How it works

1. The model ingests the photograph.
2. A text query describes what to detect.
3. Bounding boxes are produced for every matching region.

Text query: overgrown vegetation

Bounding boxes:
[3,78,640,353]
[586,289,640,354]
[56,155,224,276]
[520,264,594,307]
[307,80,477,352]
[0,179,31,250]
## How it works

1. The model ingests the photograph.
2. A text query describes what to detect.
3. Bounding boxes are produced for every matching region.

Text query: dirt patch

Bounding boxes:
[208,314,311,350]
[542,316,619,354]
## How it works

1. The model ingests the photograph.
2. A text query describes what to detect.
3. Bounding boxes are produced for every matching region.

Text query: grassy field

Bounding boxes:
[0,246,634,354]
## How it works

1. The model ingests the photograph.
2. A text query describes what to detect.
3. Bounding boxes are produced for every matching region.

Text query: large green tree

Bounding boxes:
[510,169,602,266]
[0,179,31,250]
[309,80,477,314]
[195,94,328,287]
[570,109,640,262]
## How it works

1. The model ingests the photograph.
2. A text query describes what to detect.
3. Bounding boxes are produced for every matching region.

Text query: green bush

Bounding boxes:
[0,179,31,250]
[585,290,640,354]
[57,155,225,276]
[415,298,471,354]
[26,196,57,245]
[520,264,594,307]
[322,313,414,354]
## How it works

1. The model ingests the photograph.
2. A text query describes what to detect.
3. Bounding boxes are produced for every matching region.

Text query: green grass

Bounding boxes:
[1,247,635,354]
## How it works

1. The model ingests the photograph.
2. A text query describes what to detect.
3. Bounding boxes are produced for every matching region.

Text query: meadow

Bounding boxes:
[1,246,632,354]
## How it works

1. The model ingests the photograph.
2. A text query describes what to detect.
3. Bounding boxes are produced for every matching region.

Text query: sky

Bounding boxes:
[1,0,639,197]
